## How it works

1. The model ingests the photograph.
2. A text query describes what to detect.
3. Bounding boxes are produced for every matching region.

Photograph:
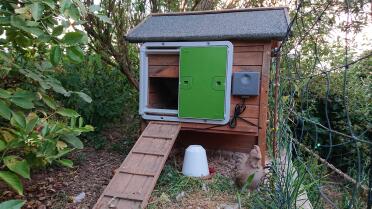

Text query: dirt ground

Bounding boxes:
[0,139,245,209]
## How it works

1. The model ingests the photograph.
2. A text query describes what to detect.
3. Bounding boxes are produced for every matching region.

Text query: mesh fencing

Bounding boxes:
[257,0,371,208]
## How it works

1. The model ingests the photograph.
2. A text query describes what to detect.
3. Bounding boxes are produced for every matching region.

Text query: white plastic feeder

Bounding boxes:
[182,145,210,177]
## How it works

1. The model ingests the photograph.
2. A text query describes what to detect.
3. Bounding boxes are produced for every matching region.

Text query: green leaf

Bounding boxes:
[50,45,62,66]
[95,14,112,24]
[3,156,30,179]
[0,171,23,195]
[67,5,80,21]
[74,92,92,103]
[22,26,45,37]
[66,46,84,63]
[88,5,101,12]
[41,94,58,110]
[78,117,83,127]
[11,111,26,129]
[10,15,26,29]
[62,32,84,45]
[241,173,255,192]
[52,25,64,36]
[56,108,80,117]
[0,199,25,209]
[60,0,72,13]
[0,89,11,99]
[26,116,39,134]
[0,140,6,152]
[0,100,11,120]
[57,159,73,168]
[31,2,44,21]
[62,134,83,149]
[9,98,34,109]
[42,0,56,9]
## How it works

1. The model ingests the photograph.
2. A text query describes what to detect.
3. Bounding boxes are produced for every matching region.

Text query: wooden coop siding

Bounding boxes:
[147,42,267,136]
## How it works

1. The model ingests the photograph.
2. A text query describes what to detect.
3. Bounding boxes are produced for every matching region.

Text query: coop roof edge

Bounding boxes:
[125,7,290,43]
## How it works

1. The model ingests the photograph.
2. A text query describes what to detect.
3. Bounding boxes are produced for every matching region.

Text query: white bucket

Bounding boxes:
[182,145,210,177]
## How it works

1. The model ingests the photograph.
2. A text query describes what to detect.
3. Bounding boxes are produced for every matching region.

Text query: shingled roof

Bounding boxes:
[125,7,290,43]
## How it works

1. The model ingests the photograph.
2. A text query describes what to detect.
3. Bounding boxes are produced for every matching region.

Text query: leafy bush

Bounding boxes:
[56,54,138,130]
[0,0,109,199]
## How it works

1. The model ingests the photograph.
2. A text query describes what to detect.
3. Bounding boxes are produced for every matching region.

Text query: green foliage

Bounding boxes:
[56,54,138,130]
[0,0,104,197]
[0,199,25,209]
[155,165,203,199]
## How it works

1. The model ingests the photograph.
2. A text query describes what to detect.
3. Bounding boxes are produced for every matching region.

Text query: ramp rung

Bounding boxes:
[93,122,181,209]
[141,135,172,140]
[132,150,165,156]
[118,170,156,177]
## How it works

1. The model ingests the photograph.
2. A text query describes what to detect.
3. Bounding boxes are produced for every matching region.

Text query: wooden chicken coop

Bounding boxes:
[94,7,289,209]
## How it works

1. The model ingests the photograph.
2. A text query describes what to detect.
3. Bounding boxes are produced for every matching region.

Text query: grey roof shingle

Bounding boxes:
[125,7,290,42]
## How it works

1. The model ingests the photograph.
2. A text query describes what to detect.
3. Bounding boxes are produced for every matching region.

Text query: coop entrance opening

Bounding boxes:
[148,77,179,110]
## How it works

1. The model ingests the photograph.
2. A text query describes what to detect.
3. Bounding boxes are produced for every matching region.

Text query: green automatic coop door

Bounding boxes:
[178,46,228,120]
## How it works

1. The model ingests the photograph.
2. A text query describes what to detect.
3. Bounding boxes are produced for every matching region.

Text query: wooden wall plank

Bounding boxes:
[257,42,272,166]
[149,65,179,78]
[148,54,179,65]
[233,52,263,66]
[176,131,258,153]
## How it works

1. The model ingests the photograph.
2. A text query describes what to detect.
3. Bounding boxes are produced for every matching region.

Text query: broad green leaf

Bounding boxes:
[60,0,72,13]
[88,5,101,12]
[74,92,92,103]
[0,100,11,120]
[50,45,62,66]
[25,21,39,27]
[3,156,30,179]
[0,89,11,99]
[57,159,73,168]
[95,14,112,24]
[48,148,73,160]
[67,5,80,21]
[62,32,84,45]
[0,140,6,152]
[22,26,45,37]
[38,34,51,42]
[26,116,39,134]
[10,98,34,109]
[62,134,83,149]
[15,35,32,47]
[77,125,94,132]
[52,25,64,36]
[10,15,26,29]
[0,199,25,209]
[12,90,35,100]
[66,46,84,63]
[72,0,87,16]
[31,2,44,21]
[56,108,80,117]
[11,111,26,129]
[0,171,23,195]
[42,0,56,9]
[41,94,58,110]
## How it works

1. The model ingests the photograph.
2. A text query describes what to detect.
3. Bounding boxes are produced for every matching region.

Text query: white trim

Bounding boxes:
[139,41,233,125]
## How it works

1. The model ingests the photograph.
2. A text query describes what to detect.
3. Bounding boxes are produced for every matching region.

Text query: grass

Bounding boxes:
[148,164,248,209]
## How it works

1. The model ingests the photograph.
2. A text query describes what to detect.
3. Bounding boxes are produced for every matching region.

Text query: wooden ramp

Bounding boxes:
[93,122,181,209]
